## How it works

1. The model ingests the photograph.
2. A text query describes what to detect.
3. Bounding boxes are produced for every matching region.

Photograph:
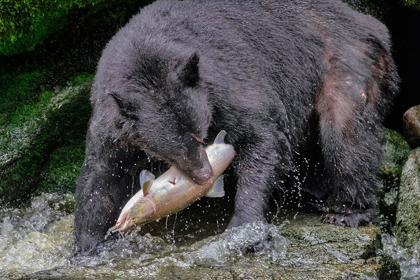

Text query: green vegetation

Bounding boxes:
[343,0,393,20]
[0,0,153,203]
[380,129,411,185]
[377,254,402,280]
[376,129,411,231]
[0,0,105,56]
[0,74,93,202]
[403,0,420,9]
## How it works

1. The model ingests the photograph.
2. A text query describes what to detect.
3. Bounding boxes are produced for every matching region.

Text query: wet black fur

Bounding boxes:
[74,0,399,255]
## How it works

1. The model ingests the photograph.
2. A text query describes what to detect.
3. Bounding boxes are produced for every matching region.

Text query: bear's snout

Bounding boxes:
[191,146,213,184]
[178,145,213,185]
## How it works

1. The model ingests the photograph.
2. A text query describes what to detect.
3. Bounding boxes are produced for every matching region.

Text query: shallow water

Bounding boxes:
[0,193,287,280]
[1,193,419,280]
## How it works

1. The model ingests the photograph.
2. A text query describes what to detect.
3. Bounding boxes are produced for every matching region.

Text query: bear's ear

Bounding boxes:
[109,92,138,120]
[178,52,199,87]
[110,92,124,109]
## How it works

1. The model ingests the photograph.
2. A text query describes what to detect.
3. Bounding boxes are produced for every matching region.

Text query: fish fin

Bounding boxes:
[214,130,227,145]
[205,176,225,198]
[139,170,155,196]
[142,180,154,196]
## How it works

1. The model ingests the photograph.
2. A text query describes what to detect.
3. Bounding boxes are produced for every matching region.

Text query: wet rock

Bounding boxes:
[0,78,92,202]
[403,105,420,148]
[156,214,390,279]
[19,213,391,280]
[378,129,411,230]
[377,254,401,280]
[395,148,420,248]
[381,233,420,279]
[380,129,411,184]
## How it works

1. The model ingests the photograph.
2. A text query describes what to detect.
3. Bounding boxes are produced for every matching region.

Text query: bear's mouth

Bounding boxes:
[176,145,213,185]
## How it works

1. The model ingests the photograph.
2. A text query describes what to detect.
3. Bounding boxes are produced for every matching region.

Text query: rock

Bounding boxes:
[0,77,92,202]
[380,129,411,186]
[403,105,420,147]
[395,148,420,247]
[378,129,410,231]
[22,213,395,280]
[377,254,402,280]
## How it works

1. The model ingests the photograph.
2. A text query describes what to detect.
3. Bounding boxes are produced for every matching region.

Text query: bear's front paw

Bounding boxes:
[321,209,373,228]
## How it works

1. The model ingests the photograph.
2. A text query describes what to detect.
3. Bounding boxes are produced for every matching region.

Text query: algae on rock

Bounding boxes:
[395,148,420,248]
[0,77,93,203]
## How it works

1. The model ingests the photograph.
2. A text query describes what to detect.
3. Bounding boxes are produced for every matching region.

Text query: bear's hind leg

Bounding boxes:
[315,45,396,227]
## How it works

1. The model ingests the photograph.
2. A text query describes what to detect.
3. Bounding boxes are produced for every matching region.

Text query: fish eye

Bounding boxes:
[131,218,137,223]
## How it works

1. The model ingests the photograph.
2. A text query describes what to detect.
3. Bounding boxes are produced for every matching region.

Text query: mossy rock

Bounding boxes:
[377,129,411,231]
[0,0,155,203]
[0,75,93,203]
[394,148,420,248]
[380,129,411,183]
[152,214,390,279]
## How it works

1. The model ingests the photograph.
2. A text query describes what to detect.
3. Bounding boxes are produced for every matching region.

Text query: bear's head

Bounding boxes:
[94,42,214,184]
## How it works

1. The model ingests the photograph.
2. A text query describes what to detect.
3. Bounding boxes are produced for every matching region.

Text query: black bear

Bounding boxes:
[74,0,399,255]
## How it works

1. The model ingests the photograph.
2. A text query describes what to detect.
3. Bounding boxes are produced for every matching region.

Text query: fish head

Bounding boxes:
[113,198,156,232]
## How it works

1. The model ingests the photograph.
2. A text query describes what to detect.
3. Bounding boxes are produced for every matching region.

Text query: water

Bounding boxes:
[0,193,287,280]
[2,193,419,279]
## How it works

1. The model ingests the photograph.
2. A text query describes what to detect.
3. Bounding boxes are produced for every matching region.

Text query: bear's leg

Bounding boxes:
[315,45,397,227]
[228,131,291,228]
[74,130,145,255]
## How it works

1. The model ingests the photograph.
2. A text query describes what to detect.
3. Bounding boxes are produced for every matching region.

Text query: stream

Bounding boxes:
[0,193,419,279]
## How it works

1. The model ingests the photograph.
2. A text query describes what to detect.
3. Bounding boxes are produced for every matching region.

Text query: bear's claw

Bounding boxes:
[321,209,373,228]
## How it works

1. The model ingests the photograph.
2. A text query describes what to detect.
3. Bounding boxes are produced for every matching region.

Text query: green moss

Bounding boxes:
[395,148,420,247]
[0,71,45,126]
[380,129,411,187]
[0,79,92,203]
[343,0,393,20]
[377,129,411,231]
[361,228,382,259]
[377,254,402,280]
[0,0,106,56]
[72,72,95,86]
[403,0,420,9]
[38,141,86,194]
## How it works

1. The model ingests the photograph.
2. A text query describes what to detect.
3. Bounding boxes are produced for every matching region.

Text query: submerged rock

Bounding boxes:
[395,148,420,248]
[403,105,420,148]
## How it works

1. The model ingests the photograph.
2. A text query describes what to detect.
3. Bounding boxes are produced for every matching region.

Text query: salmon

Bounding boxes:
[110,130,235,233]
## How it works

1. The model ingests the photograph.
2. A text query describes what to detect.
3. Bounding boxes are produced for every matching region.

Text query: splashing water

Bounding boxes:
[0,193,289,279]
[0,193,74,279]
[381,233,420,279]
[2,193,416,279]
[190,221,288,266]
